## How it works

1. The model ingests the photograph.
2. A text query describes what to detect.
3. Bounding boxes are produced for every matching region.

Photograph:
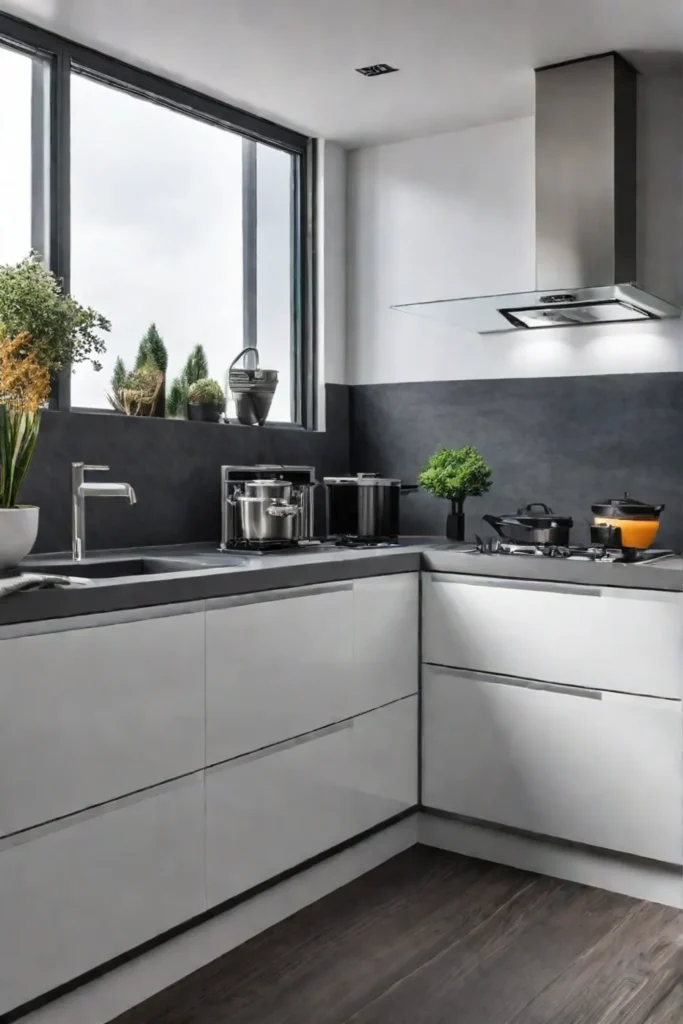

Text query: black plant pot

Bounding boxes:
[446,511,465,543]
[187,401,225,423]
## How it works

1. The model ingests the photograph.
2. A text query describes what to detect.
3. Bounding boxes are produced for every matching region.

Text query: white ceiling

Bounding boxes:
[2,0,683,146]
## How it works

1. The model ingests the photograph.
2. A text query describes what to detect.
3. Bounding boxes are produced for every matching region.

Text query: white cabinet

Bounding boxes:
[0,608,206,837]
[351,573,419,712]
[206,697,417,907]
[206,583,355,765]
[422,666,683,864]
[423,573,681,699]
[0,777,205,1018]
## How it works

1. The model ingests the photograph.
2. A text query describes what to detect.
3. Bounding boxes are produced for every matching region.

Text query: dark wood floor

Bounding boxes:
[113,846,683,1024]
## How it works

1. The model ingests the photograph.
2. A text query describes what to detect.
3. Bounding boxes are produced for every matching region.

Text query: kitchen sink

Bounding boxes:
[23,555,246,579]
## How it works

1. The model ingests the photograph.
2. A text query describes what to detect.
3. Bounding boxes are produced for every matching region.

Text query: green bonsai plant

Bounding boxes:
[0,252,110,374]
[187,378,224,403]
[187,376,225,423]
[418,445,492,541]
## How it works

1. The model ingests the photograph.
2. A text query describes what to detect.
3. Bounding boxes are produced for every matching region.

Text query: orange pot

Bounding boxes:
[591,494,664,550]
[592,516,660,549]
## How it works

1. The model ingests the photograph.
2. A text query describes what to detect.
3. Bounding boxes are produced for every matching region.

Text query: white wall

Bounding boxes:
[347,75,683,385]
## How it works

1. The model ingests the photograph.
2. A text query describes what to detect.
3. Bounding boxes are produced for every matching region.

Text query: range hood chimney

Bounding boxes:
[393,52,680,333]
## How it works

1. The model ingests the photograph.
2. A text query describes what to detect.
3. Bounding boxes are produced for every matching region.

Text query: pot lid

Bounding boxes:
[496,503,573,527]
[591,493,664,518]
[324,474,401,486]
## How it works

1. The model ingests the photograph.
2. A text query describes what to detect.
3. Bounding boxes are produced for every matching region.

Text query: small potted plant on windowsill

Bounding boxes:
[418,445,493,543]
[187,377,226,423]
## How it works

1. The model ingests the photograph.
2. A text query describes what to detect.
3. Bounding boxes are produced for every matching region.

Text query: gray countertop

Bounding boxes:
[0,538,679,627]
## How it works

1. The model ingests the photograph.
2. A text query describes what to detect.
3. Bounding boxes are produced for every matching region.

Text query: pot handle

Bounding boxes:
[400,484,419,494]
[517,502,553,515]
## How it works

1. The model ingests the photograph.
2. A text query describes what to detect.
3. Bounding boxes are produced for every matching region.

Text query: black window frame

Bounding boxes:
[0,11,317,428]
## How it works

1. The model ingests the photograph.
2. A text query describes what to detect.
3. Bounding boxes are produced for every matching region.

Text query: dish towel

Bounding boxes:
[0,573,92,599]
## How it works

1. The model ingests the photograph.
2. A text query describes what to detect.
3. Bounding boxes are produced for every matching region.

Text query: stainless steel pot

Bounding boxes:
[236,480,299,542]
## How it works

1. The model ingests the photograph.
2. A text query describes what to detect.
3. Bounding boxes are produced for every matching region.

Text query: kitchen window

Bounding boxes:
[0,13,314,427]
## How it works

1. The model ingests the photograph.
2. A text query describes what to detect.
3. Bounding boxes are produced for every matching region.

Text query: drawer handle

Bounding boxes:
[208,581,353,611]
[206,718,354,775]
[428,664,603,700]
[429,573,601,597]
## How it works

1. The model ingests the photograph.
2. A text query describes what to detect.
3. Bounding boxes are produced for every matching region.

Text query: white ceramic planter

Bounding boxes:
[0,506,39,570]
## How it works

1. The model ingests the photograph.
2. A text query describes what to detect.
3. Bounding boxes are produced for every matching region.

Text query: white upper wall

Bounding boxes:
[347,75,683,385]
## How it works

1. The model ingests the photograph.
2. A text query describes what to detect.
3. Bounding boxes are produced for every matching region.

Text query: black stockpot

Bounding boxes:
[324,474,417,541]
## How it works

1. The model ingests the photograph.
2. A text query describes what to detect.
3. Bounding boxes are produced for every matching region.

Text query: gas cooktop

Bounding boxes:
[473,537,675,564]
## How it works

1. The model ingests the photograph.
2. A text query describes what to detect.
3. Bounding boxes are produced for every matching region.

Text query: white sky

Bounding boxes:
[0,43,293,421]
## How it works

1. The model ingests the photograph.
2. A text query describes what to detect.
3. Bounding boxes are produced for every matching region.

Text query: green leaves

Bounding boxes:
[0,406,41,508]
[183,345,209,385]
[187,377,224,403]
[0,253,110,373]
[111,356,127,392]
[167,345,211,417]
[418,446,492,506]
[135,323,168,374]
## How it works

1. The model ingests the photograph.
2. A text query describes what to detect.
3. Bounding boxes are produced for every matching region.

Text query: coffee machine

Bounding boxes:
[220,465,317,551]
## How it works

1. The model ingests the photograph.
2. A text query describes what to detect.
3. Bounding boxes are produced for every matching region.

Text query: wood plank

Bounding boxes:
[345,879,633,1024]
[112,847,534,1024]
[510,902,683,1024]
[642,980,683,1024]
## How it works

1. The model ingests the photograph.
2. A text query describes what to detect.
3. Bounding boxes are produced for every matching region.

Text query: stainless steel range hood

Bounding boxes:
[393,53,681,333]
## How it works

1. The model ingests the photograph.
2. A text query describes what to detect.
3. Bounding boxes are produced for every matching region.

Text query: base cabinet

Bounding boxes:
[0,609,206,837]
[423,573,682,699]
[206,583,355,764]
[0,778,205,1017]
[206,697,417,907]
[422,666,683,865]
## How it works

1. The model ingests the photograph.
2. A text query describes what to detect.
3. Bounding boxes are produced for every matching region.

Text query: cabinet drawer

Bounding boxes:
[423,666,682,864]
[206,583,355,764]
[206,697,417,907]
[0,610,206,837]
[0,777,205,1017]
[423,573,681,699]
[351,573,419,712]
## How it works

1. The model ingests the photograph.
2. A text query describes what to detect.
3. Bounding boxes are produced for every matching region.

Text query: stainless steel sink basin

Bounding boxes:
[23,555,245,579]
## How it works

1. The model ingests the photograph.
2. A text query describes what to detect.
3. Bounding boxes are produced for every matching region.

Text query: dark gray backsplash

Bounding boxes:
[350,374,683,551]
[23,384,350,553]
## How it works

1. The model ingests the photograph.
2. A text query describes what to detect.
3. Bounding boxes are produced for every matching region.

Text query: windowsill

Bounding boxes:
[67,407,310,431]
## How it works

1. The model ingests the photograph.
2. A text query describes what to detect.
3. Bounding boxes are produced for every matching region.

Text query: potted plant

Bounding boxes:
[167,344,209,418]
[108,363,165,416]
[418,445,492,542]
[0,333,51,569]
[109,323,168,417]
[0,252,110,380]
[187,377,225,423]
[0,253,110,568]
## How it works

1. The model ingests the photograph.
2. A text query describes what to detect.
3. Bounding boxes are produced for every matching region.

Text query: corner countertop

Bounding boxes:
[0,538,679,629]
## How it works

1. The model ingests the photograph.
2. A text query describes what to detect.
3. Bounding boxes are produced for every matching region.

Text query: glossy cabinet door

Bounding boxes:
[0,777,205,1018]
[0,608,206,837]
[423,573,681,699]
[206,583,355,764]
[350,573,419,712]
[206,696,418,907]
[423,666,683,864]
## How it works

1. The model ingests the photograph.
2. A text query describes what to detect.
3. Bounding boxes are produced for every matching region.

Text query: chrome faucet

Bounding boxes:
[71,463,137,561]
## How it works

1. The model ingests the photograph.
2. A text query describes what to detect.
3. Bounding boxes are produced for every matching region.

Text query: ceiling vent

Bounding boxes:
[356,63,398,77]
